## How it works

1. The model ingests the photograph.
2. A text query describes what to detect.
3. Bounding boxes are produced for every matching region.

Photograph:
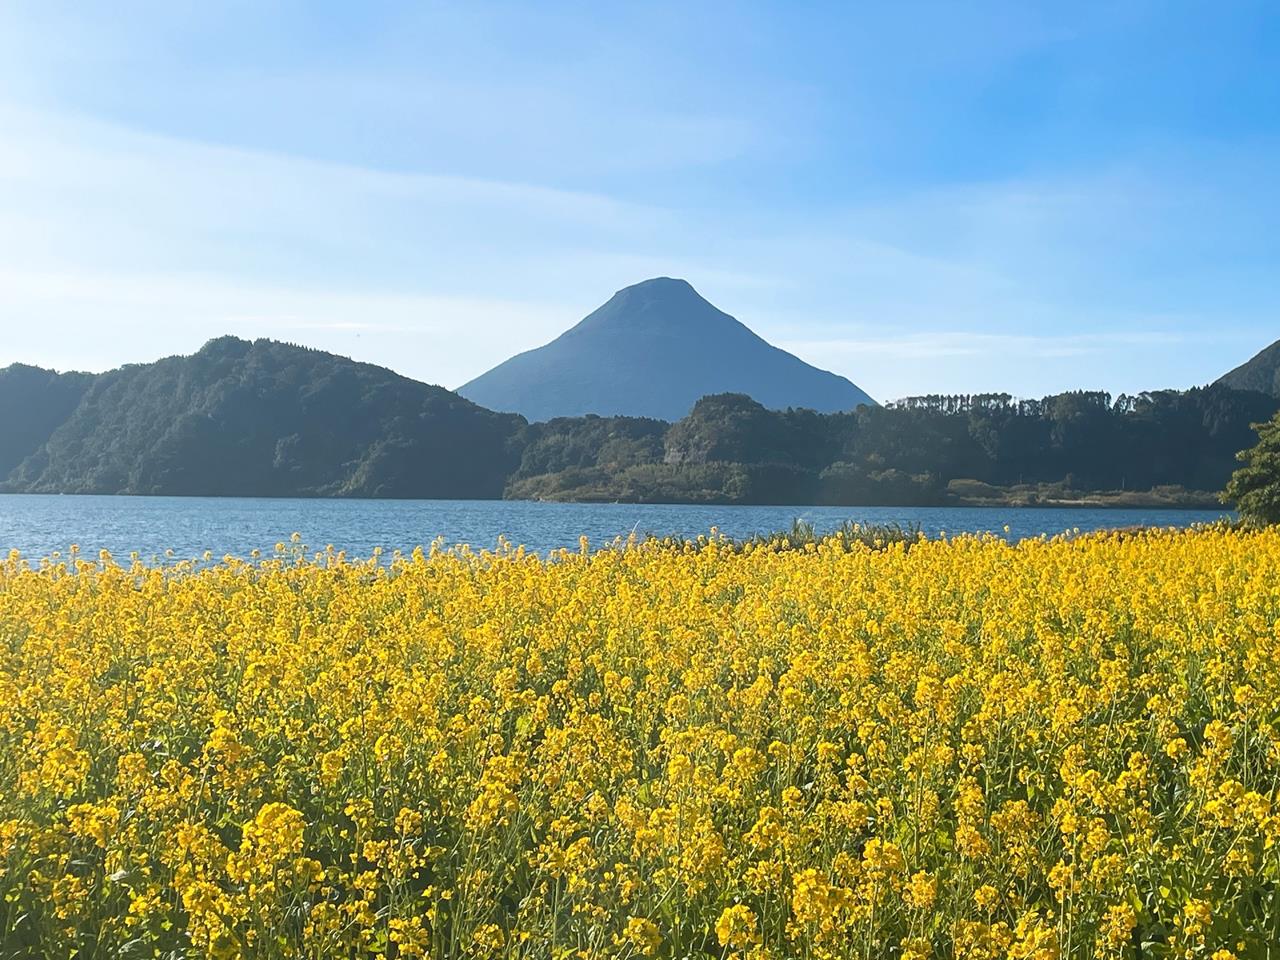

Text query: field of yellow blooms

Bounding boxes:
[2,527,1279,959]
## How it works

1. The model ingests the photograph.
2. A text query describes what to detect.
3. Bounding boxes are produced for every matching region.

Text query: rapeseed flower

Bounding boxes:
[1,526,1278,956]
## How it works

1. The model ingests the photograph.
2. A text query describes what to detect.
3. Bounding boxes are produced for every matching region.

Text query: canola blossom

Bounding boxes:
[1,528,1279,959]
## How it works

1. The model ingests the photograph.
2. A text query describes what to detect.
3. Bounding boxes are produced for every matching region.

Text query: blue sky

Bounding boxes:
[0,1,1276,402]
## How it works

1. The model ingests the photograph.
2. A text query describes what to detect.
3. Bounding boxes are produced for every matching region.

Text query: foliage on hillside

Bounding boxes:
[0,364,94,480]
[1,340,1274,505]
[3,528,1280,956]
[1,337,525,498]
[510,388,1278,505]
[1223,410,1280,525]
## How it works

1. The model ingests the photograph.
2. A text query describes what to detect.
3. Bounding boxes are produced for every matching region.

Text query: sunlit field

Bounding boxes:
[2,528,1278,959]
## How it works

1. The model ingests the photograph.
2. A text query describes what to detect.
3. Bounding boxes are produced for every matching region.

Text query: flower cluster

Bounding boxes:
[1,527,1278,958]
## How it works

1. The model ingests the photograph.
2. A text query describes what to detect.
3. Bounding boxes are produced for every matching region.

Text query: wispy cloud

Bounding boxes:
[779,330,1197,362]
[0,267,577,387]
[1,38,1277,406]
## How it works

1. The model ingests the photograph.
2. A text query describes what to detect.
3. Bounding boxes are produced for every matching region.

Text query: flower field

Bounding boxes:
[2,528,1279,959]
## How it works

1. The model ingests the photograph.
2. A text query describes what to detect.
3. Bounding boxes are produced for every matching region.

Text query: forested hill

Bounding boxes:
[506,387,1280,505]
[1,337,1275,504]
[0,337,524,498]
[0,364,95,481]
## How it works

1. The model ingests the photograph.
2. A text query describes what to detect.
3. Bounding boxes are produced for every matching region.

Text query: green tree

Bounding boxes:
[1223,411,1280,525]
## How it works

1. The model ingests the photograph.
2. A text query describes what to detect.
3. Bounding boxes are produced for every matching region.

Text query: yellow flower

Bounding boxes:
[241,802,306,865]
[716,904,761,950]
[1102,903,1135,947]
[903,870,937,911]
[622,916,662,956]
[862,838,905,879]
[4,526,1280,956]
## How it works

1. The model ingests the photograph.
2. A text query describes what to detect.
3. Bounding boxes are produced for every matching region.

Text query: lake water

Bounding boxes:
[0,494,1232,561]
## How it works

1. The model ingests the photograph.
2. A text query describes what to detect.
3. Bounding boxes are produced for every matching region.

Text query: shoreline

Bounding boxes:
[0,489,1227,510]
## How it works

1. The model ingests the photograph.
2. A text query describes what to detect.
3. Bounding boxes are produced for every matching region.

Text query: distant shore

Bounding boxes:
[517,481,1226,510]
[0,483,1226,510]
[940,481,1223,510]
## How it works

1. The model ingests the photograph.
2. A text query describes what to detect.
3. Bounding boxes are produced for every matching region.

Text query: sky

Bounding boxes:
[0,1,1277,403]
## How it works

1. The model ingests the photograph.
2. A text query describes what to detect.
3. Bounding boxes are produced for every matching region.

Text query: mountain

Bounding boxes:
[3,332,1271,507]
[458,277,875,422]
[1216,338,1280,396]
[2,337,524,498]
[0,364,95,480]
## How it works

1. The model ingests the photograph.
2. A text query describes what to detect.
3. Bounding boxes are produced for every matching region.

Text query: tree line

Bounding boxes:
[4,337,1277,507]
[508,385,1280,505]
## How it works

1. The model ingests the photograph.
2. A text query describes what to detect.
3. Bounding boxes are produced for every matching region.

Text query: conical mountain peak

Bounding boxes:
[571,277,737,337]
[459,279,874,422]
[623,276,696,294]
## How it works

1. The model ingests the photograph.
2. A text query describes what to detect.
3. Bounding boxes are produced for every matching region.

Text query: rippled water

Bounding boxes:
[0,494,1232,561]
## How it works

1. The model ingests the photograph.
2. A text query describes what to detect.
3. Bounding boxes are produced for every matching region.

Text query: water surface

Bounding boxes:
[0,494,1232,562]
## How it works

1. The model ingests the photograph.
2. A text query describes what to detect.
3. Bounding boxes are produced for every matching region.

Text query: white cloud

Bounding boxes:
[780,330,1195,361]
[0,98,1275,403]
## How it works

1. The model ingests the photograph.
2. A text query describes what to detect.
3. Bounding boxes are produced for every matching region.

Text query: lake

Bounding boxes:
[0,494,1232,561]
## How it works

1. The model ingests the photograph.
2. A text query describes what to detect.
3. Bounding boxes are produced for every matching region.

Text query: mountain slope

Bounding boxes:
[0,364,95,480]
[458,277,875,422]
[1217,338,1280,396]
[4,337,525,498]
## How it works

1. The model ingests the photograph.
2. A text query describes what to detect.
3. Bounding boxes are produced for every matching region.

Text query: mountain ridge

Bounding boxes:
[1216,337,1280,396]
[458,278,875,422]
[1,325,1276,506]
[2,336,524,498]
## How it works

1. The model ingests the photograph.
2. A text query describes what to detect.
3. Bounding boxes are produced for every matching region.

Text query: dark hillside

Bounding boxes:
[4,337,525,498]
